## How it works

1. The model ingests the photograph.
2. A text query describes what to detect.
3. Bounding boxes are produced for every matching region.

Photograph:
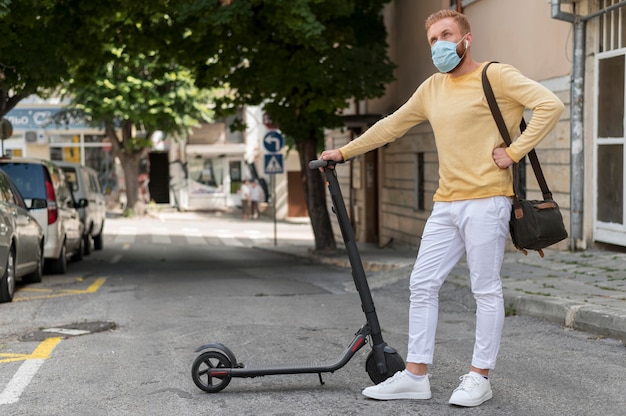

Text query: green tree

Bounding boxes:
[2,0,395,248]
[169,0,395,250]
[0,0,74,116]
[59,46,214,215]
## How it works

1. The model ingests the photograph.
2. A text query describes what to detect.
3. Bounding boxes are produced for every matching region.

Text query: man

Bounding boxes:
[319,9,563,407]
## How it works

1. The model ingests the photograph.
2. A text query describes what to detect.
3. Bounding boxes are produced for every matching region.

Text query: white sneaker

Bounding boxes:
[362,370,431,400]
[448,373,493,407]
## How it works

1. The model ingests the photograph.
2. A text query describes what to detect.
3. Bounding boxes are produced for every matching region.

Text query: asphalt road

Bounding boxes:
[0,214,624,416]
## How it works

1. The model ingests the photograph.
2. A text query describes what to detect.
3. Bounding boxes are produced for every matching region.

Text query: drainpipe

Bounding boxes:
[550,0,584,251]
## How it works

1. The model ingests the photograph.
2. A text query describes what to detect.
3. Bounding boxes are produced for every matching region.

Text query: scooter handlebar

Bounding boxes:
[308,159,342,170]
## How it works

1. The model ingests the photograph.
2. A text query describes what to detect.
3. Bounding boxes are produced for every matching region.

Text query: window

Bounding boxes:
[595,1,626,245]
[596,55,624,226]
[188,157,223,193]
[598,0,626,52]
[597,144,623,224]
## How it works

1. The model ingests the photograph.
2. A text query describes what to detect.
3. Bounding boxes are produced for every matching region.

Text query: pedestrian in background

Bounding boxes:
[250,180,263,219]
[319,9,563,408]
[240,179,251,220]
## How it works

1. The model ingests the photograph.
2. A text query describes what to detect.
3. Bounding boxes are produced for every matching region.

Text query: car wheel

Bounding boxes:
[0,247,16,303]
[22,242,44,284]
[72,235,84,262]
[93,231,104,250]
[47,242,68,275]
[83,233,92,256]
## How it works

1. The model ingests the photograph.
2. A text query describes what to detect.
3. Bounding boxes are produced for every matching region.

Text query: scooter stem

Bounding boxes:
[322,167,389,374]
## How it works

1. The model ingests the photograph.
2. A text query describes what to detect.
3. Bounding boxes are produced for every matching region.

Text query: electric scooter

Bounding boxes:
[191,159,405,393]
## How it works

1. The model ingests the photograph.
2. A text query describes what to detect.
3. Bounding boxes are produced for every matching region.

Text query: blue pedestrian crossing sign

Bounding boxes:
[264,154,284,174]
[263,131,284,153]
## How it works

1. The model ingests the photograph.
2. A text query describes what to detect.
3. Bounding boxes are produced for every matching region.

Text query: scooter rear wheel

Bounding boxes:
[191,351,232,392]
[365,351,406,384]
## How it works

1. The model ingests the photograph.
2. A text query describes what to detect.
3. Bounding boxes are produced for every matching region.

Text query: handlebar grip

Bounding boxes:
[309,159,332,170]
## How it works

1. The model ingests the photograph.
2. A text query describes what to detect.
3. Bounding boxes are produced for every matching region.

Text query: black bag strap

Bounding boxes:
[481,62,553,201]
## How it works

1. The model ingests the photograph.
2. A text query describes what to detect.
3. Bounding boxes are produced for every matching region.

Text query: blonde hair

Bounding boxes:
[425,9,471,34]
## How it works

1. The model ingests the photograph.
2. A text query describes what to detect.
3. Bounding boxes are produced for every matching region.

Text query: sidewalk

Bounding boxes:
[150,206,626,344]
[258,232,626,345]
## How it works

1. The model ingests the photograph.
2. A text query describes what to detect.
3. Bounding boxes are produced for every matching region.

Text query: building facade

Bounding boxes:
[327,0,626,251]
[3,97,121,207]
[4,99,304,219]
[172,105,305,219]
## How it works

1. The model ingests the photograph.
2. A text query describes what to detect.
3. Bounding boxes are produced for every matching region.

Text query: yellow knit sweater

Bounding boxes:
[339,62,564,202]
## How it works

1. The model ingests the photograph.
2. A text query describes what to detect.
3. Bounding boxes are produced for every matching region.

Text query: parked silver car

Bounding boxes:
[0,170,45,303]
[0,158,84,275]
[56,161,106,255]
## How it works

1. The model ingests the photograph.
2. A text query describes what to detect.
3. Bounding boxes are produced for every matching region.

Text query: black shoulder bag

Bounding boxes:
[482,62,568,257]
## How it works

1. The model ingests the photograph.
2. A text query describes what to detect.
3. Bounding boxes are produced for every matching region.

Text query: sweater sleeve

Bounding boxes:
[493,64,565,162]
[339,84,429,161]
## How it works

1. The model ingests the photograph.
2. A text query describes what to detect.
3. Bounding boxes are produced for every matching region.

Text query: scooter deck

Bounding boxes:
[210,331,367,378]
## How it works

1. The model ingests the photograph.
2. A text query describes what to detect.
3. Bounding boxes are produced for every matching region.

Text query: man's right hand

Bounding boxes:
[319,149,344,162]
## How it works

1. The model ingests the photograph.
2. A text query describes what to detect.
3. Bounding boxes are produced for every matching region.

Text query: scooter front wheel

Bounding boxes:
[191,351,232,392]
[365,351,405,384]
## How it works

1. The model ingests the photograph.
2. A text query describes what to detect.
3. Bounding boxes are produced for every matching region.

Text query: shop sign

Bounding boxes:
[5,107,90,130]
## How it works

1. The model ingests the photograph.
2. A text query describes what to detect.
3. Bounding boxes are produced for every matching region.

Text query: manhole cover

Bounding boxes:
[20,321,117,342]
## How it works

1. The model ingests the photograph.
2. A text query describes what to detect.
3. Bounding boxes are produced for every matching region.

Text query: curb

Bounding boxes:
[308,252,410,273]
[503,293,626,341]
[449,271,626,344]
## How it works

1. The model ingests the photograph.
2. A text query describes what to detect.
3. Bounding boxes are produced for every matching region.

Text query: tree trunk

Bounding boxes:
[105,121,147,216]
[298,136,336,251]
[119,151,144,215]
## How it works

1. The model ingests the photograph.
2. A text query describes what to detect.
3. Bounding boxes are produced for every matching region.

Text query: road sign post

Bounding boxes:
[262,130,284,246]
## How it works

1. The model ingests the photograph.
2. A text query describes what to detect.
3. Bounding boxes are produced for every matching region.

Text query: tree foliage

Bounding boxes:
[165,0,396,249]
[59,45,214,215]
[1,0,395,246]
[0,0,74,115]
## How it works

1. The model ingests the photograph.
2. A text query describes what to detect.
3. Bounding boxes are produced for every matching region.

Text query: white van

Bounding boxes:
[0,158,84,274]
[56,162,106,255]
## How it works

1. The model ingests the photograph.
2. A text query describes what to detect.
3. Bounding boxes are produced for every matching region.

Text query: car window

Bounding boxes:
[0,163,45,199]
[57,181,73,205]
[6,179,27,209]
[0,173,11,203]
[88,171,101,193]
[81,169,90,193]
[50,166,73,205]
[62,168,80,192]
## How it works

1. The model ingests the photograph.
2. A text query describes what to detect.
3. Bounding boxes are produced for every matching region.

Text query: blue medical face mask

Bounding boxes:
[431,35,468,73]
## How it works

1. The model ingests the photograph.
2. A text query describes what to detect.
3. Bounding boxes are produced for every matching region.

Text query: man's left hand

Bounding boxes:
[493,147,514,169]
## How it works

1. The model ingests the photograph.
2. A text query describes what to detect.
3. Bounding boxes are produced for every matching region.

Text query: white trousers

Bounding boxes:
[407,196,511,370]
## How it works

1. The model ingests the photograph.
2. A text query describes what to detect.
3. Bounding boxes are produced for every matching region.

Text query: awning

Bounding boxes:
[185,143,247,158]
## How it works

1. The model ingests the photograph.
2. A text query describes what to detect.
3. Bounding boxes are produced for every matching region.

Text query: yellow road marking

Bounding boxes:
[85,277,106,293]
[0,337,63,404]
[14,277,106,301]
[0,337,62,364]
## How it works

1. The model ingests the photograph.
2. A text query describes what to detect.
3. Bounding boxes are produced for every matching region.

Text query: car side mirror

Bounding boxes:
[27,198,47,209]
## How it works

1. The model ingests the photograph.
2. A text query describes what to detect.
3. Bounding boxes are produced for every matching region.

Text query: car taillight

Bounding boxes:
[45,178,58,224]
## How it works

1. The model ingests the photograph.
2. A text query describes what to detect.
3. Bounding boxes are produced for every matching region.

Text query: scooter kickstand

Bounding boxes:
[318,373,325,386]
